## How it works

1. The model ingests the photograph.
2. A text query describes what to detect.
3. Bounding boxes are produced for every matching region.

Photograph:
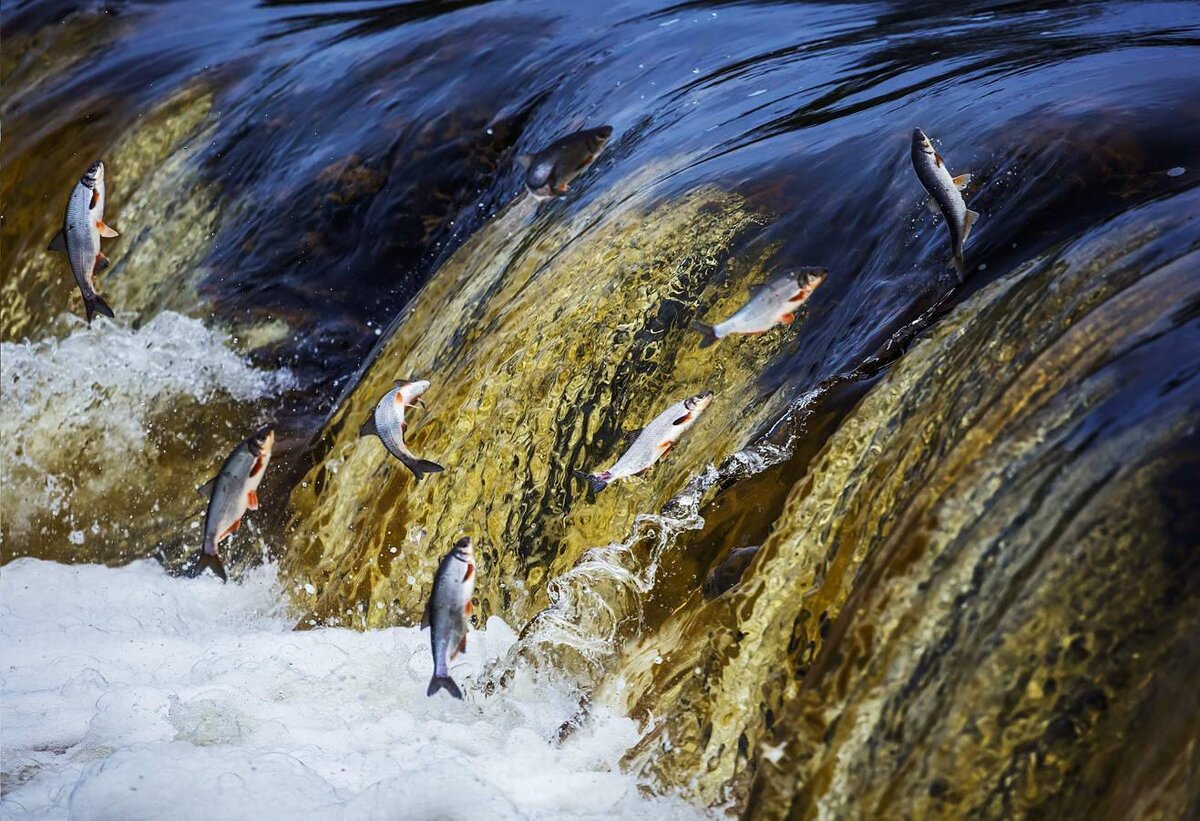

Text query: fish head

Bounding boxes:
[395,378,431,402]
[586,124,614,152]
[797,266,828,289]
[912,128,935,158]
[450,536,475,562]
[249,425,275,457]
[684,390,714,414]
[81,161,104,190]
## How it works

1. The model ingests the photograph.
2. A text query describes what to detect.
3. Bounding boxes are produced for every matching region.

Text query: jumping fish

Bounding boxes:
[579,391,713,493]
[47,161,120,323]
[517,125,613,200]
[422,536,477,699]
[189,426,274,582]
[360,379,445,481]
[911,128,979,281]
[692,267,827,347]
[703,545,761,599]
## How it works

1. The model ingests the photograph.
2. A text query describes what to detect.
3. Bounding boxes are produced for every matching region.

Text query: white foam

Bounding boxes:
[0,559,706,820]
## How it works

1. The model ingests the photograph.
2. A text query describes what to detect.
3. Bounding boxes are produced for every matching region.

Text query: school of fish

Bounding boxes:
[46,122,980,699]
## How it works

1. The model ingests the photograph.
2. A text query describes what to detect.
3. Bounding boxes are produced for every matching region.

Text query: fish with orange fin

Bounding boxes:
[47,161,120,323]
[577,391,713,493]
[692,267,826,348]
[422,537,477,699]
[517,125,613,200]
[188,426,274,582]
[360,378,445,481]
[911,128,980,281]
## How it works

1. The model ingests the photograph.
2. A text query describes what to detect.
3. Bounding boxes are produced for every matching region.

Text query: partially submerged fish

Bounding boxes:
[703,545,761,599]
[911,128,979,281]
[47,160,120,323]
[189,426,274,582]
[692,267,827,347]
[579,391,713,493]
[517,125,613,200]
[360,379,445,481]
[422,536,477,699]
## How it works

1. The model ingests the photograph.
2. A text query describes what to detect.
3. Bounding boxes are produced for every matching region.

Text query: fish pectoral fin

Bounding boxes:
[671,413,693,426]
[934,151,945,168]
[247,490,259,511]
[963,209,981,242]
[47,230,68,252]
[451,633,467,659]
[951,173,972,191]
[96,220,119,238]
[95,253,110,273]
[249,455,266,478]
[90,189,101,209]
[463,564,475,582]
[554,181,570,194]
[197,477,217,498]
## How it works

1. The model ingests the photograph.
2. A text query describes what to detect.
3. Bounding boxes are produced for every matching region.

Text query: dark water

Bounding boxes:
[4,0,1200,815]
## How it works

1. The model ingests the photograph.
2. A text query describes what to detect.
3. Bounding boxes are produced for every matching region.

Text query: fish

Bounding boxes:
[47,160,120,323]
[911,128,980,282]
[579,391,713,493]
[702,545,761,599]
[422,536,477,699]
[359,379,445,481]
[692,267,827,347]
[188,426,275,582]
[517,125,613,200]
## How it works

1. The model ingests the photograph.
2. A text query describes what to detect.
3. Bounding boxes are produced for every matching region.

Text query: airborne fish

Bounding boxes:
[517,125,613,200]
[47,160,120,323]
[189,426,274,582]
[692,267,827,348]
[703,545,761,599]
[360,379,445,481]
[422,536,477,699]
[911,128,980,281]
[579,391,713,493]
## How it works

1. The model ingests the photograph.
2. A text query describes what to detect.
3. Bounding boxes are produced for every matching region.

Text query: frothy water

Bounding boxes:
[0,559,706,820]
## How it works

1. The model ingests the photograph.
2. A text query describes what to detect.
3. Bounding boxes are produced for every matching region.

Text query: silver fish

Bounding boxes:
[517,125,613,201]
[422,536,477,699]
[359,379,445,481]
[911,128,979,281]
[189,426,275,582]
[703,545,761,599]
[692,267,827,347]
[47,160,120,323]
[580,391,713,492]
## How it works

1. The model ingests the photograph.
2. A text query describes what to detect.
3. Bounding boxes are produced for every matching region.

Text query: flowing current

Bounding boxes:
[3,1,1199,818]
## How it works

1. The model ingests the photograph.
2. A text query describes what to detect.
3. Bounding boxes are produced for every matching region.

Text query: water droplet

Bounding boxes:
[1167,166,1186,177]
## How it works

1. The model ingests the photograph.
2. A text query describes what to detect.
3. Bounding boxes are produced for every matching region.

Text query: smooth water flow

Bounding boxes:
[3,0,1198,817]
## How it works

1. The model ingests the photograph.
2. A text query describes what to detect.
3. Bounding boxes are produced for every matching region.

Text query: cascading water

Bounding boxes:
[3,1,1198,818]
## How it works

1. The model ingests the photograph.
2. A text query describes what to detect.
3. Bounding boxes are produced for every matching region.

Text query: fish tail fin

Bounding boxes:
[403,457,445,482]
[427,675,463,699]
[691,320,719,348]
[186,549,228,583]
[573,470,610,493]
[83,293,115,324]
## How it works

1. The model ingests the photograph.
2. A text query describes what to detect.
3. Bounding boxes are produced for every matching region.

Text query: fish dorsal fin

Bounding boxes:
[420,596,432,630]
[747,283,767,296]
[621,428,643,447]
[924,197,940,216]
[197,477,217,498]
[963,209,981,242]
[951,173,972,191]
[934,152,945,168]
[516,154,533,169]
[359,414,379,439]
[47,231,67,253]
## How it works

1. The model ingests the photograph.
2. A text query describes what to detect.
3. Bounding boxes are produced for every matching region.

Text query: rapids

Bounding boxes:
[3,0,1198,817]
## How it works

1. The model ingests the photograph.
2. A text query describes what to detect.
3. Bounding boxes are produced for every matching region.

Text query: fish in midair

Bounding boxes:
[517,125,613,200]
[579,391,713,493]
[692,267,827,348]
[703,545,761,599]
[911,128,980,281]
[422,536,477,699]
[189,426,275,582]
[359,379,445,481]
[47,160,120,323]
